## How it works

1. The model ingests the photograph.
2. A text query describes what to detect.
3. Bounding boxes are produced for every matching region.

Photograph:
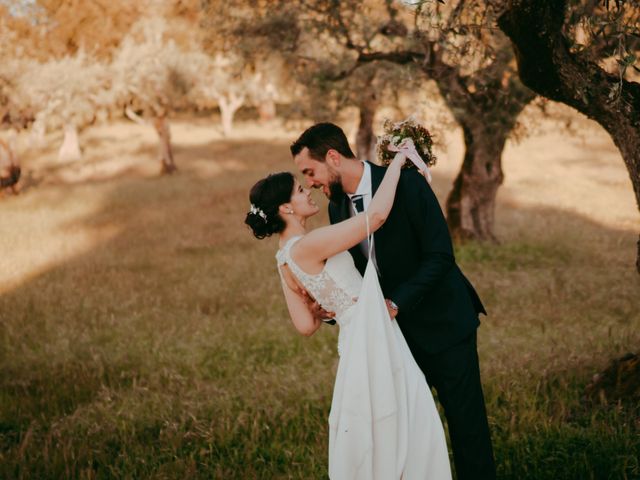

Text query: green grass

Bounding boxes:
[0,133,639,479]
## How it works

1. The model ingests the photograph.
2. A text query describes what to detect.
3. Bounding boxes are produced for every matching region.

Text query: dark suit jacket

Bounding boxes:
[329,162,486,354]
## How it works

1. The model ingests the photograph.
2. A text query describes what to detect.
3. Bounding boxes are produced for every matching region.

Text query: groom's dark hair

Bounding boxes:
[290,122,356,162]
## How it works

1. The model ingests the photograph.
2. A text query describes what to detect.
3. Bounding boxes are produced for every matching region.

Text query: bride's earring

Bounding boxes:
[288,209,294,214]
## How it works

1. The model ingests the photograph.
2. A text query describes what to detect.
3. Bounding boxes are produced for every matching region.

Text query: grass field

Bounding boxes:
[1,114,639,479]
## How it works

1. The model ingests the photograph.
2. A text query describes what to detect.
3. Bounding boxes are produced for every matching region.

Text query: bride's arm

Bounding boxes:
[279,266,323,336]
[293,153,405,264]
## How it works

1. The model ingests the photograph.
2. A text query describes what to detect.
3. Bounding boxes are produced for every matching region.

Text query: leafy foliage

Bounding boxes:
[111,17,201,118]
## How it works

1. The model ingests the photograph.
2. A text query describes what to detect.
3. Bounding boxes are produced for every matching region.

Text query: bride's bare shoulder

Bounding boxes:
[290,232,327,275]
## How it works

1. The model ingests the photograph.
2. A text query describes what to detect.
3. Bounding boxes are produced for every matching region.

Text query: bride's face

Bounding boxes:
[288,179,319,219]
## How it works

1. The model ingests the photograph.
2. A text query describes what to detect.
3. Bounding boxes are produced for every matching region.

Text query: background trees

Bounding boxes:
[2,0,638,270]
[19,53,111,161]
[210,0,536,242]
[327,0,538,242]
[203,0,640,270]
[191,52,264,137]
[111,17,203,174]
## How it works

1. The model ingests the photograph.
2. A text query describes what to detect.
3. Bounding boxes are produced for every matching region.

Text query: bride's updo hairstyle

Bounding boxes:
[245,172,295,239]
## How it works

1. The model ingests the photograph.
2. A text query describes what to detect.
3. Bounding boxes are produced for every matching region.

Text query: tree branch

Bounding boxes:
[323,50,425,81]
[125,107,147,126]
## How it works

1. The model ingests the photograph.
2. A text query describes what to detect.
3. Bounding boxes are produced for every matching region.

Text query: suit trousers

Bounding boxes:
[407,331,497,480]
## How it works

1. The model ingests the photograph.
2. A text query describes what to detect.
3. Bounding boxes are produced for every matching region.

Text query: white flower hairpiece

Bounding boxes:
[249,204,268,222]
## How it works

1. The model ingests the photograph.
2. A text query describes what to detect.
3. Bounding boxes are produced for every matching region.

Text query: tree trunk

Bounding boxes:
[152,115,176,175]
[498,0,640,272]
[0,139,20,194]
[429,44,535,242]
[610,125,640,274]
[58,123,82,161]
[218,93,245,137]
[220,107,234,137]
[446,124,508,242]
[258,99,276,123]
[356,92,378,161]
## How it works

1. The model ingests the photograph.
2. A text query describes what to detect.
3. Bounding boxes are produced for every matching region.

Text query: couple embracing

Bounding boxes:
[245,123,496,479]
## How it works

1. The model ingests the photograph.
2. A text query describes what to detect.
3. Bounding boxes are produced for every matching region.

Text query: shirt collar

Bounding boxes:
[348,161,371,198]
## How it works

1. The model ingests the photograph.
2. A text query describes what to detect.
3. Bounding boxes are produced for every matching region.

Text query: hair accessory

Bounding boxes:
[250,204,268,222]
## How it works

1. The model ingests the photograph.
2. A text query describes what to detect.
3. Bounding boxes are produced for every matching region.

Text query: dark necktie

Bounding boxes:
[351,194,364,214]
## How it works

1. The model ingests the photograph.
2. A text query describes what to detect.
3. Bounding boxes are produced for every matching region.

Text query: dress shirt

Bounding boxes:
[347,162,380,274]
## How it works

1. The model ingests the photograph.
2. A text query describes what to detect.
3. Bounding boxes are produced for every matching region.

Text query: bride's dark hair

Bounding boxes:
[245,172,295,239]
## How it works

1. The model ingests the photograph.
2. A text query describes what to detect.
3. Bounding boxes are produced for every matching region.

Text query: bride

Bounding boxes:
[245,142,452,479]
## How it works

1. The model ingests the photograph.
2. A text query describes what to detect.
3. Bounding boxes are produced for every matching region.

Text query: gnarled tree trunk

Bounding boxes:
[58,123,82,161]
[446,123,509,242]
[430,44,535,242]
[498,0,640,272]
[152,115,176,175]
[356,91,378,161]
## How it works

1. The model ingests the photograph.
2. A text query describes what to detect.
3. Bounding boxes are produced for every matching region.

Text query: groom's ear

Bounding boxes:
[326,149,341,169]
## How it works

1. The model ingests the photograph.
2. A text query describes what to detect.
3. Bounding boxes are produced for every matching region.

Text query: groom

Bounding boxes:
[291,122,496,480]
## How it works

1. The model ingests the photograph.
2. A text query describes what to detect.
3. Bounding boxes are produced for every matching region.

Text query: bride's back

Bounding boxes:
[277,235,363,322]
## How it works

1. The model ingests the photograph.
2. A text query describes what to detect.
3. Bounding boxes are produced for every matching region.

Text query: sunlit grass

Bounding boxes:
[0,120,638,479]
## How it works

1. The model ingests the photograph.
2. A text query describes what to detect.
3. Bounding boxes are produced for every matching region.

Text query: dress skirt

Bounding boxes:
[328,260,452,480]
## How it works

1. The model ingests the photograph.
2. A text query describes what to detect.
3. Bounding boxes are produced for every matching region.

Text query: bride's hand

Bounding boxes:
[387,138,415,167]
[386,137,431,182]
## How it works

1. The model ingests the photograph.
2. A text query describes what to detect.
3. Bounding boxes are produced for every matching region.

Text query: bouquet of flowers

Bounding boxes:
[376,117,436,182]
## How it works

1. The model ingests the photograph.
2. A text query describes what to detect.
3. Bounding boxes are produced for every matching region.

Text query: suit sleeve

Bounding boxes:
[390,170,456,313]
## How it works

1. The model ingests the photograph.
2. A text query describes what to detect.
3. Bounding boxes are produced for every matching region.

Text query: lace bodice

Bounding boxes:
[276,235,363,322]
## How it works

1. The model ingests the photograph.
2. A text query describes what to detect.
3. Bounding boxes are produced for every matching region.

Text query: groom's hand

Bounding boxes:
[301,290,335,321]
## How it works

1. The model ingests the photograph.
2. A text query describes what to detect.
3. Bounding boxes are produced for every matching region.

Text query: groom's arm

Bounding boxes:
[389,171,456,313]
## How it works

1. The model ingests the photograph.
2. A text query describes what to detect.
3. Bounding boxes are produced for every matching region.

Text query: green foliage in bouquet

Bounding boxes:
[376,118,436,169]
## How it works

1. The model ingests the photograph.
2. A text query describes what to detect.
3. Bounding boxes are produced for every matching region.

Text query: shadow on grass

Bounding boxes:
[0,137,638,479]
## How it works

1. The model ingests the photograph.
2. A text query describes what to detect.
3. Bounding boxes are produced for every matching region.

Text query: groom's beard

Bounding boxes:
[328,176,346,203]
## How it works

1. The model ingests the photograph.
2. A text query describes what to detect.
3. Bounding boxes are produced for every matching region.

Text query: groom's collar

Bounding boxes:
[347,161,372,199]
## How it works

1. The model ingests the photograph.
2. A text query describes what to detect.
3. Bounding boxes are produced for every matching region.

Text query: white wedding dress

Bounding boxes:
[276,229,452,479]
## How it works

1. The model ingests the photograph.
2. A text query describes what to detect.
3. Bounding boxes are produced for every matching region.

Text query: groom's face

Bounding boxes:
[293,148,344,202]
